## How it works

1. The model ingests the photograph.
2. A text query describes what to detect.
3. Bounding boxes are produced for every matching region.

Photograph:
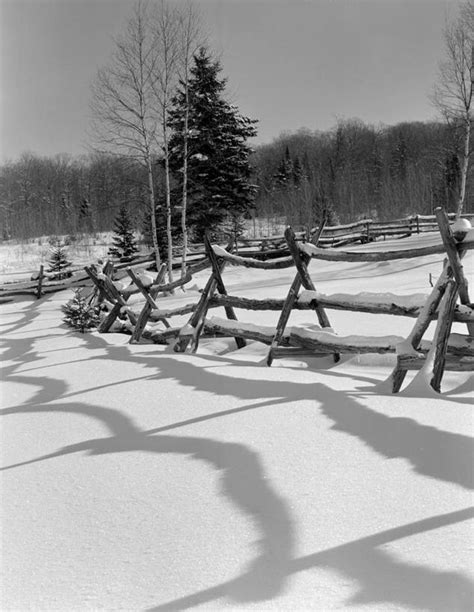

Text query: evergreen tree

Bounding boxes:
[168,47,258,241]
[292,155,306,187]
[109,205,139,261]
[274,146,294,189]
[47,242,72,279]
[62,289,101,333]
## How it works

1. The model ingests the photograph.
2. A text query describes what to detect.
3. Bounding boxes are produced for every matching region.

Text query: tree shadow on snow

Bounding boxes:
[1,399,296,604]
[150,506,474,611]
[2,321,474,610]
[2,398,473,611]
[76,335,474,492]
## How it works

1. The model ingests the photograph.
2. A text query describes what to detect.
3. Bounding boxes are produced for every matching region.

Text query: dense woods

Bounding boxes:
[1,118,472,241]
[253,119,473,230]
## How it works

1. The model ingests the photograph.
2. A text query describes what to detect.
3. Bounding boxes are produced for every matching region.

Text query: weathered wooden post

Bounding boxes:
[204,233,246,349]
[267,225,336,366]
[129,264,169,343]
[430,279,459,392]
[435,207,474,337]
[36,265,44,299]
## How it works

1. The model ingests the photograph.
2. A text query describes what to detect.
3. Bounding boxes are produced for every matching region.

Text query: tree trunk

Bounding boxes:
[147,157,161,271]
[457,114,471,219]
[163,124,174,286]
[181,85,189,279]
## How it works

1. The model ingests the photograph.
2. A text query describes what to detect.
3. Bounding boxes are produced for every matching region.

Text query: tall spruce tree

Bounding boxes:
[168,47,257,240]
[109,205,139,261]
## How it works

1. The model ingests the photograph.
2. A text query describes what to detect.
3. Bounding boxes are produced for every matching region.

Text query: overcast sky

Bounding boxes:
[0,0,459,162]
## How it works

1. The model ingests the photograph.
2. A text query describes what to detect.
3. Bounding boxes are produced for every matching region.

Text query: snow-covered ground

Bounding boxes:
[1,234,473,611]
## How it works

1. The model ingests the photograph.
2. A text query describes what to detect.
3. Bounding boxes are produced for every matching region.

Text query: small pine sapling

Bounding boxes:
[62,289,101,333]
[109,205,139,261]
[47,242,72,279]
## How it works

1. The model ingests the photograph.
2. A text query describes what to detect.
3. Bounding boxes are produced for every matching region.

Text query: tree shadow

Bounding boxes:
[152,506,474,611]
[3,398,473,611]
[80,339,474,491]
[1,398,296,604]
[11,328,470,493]
[2,301,473,609]
[0,296,46,335]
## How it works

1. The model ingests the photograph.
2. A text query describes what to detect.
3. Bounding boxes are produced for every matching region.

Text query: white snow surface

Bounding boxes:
[1,234,473,611]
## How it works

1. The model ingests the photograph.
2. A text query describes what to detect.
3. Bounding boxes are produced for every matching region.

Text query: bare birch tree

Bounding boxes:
[90,0,162,269]
[176,3,203,278]
[432,1,474,218]
[150,0,180,283]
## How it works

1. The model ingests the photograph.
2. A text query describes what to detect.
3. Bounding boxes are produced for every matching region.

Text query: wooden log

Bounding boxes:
[389,262,452,393]
[142,293,474,324]
[284,227,332,328]
[270,347,330,359]
[300,237,474,262]
[267,218,327,367]
[148,302,197,320]
[209,293,474,322]
[435,206,474,337]
[103,276,137,324]
[173,265,222,353]
[84,266,115,303]
[134,269,192,296]
[203,317,292,346]
[370,228,412,237]
[210,246,294,269]
[174,238,236,353]
[99,302,124,333]
[205,233,246,349]
[130,264,168,344]
[36,265,44,299]
[319,218,373,233]
[289,329,402,354]
[310,217,327,245]
[267,273,302,366]
[127,268,159,309]
[398,354,474,372]
[147,326,182,344]
[430,280,459,392]
[94,275,137,333]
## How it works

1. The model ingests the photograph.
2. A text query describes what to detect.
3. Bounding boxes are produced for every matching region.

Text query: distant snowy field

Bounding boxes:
[1,233,473,611]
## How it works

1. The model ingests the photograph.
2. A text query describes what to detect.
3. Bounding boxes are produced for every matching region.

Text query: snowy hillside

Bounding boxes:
[1,233,473,610]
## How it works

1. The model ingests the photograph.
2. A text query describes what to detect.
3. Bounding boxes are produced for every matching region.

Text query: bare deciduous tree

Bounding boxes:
[90,0,162,269]
[150,0,180,283]
[432,1,474,218]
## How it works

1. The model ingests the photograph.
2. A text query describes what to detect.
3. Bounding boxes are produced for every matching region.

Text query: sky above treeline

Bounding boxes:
[0,0,460,162]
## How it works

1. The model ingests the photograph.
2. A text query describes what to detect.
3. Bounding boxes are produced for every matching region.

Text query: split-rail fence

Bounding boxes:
[79,208,474,394]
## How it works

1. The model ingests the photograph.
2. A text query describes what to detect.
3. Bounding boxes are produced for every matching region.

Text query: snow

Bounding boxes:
[139,273,155,288]
[191,153,209,161]
[1,234,473,611]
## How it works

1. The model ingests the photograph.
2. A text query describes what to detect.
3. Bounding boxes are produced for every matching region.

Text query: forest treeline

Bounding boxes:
[0,117,472,241]
[254,118,472,229]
